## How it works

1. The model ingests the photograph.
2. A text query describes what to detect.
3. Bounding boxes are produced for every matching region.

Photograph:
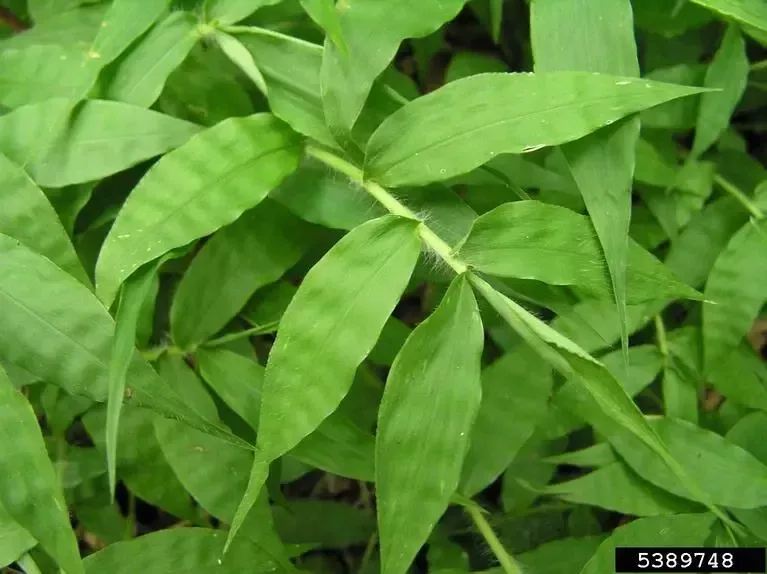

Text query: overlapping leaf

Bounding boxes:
[0,365,84,574]
[0,502,34,569]
[206,0,283,25]
[376,275,484,574]
[689,0,767,32]
[458,201,701,304]
[171,201,315,349]
[96,113,302,307]
[364,72,707,187]
[0,99,200,188]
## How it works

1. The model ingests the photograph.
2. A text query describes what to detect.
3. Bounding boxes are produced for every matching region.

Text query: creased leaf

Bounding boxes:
[96,113,301,307]
[364,72,707,187]
[377,275,483,574]
[0,365,84,574]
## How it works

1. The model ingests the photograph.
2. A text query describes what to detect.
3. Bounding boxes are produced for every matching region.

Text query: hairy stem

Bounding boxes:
[465,504,522,574]
[305,146,468,273]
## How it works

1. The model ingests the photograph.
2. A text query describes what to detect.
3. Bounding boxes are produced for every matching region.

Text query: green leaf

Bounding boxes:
[364,72,707,187]
[458,201,701,304]
[0,233,245,449]
[515,536,605,574]
[236,31,336,146]
[610,416,767,509]
[320,0,466,144]
[580,514,716,574]
[460,345,553,497]
[445,52,508,83]
[543,443,617,468]
[691,25,749,157]
[703,219,767,372]
[531,0,640,355]
[83,528,286,573]
[0,45,98,108]
[228,215,420,549]
[96,113,302,307]
[0,365,84,574]
[299,0,346,53]
[107,259,167,497]
[104,11,200,108]
[376,275,483,574]
[0,502,34,569]
[0,98,200,188]
[469,275,725,521]
[171,200,315,349]
[272,500,375,549]
[502,433,566,514]
[257,215,420,460]
[205,0,283,25]
[489,0,502,42]
[82,406,196,520]
[545,461,701,516]
[215,30,269,95]
[0,152,88,285]
[665,196,750,288]
[689,0,767,33]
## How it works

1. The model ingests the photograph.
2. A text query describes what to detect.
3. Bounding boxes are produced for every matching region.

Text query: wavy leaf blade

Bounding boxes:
[703,220,767,372]
[0,365,84,574]
[691,24,749,157]
[0,99,200,188]
[96,113,302,307]
[171,201,315,349]
[0,152,88,285]
[364,72,706,187]
[320,0,466,143]
[376,275,484,574]
[458,201,700,304]
[531,0,640,356]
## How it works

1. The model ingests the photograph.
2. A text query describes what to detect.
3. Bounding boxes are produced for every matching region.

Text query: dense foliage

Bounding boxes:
[0,0,766,572]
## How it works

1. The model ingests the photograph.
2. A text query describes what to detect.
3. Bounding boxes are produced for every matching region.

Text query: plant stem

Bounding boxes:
[714,174,764,220]
[654,315,668,359]
[15,554,42,574]
[219,24,322,52]
[305,146,468,273]
[203,324,277,349]
[464,504,522,574]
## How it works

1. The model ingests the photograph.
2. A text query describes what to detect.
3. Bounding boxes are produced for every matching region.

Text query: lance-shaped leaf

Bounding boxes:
[364,72,707,187]
[688,0,767,33]
[0,365,84,574]
[580,514,716,574]
[691,25,749,157]
[376,275,484,574]
[227,216,420,548]
[215,31,269,96]
[609,416,767,509]
[469,275,725,521]
[545,461,701,516]
[83,527,286,574]
[0,152,88,285]
[0,233,245,449]
[704,219,767,373]
[237,32,335,147]
[320,0,467,143]
[171,201,315,349]
[0,99,200,188]
[107,259,169,497]
[458,201,701,304]
[96,113,302,307]
[257,215,420,460]
[104,11,200,108]
[531,0,640,354]
[459,345,553,497]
